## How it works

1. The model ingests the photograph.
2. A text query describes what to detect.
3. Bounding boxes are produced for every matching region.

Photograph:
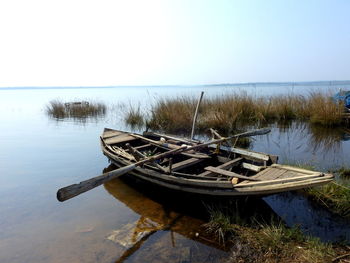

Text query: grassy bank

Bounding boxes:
[125,92,346,133]
[203,208,346,263]
[305,179,350,218]
[282,161,350,218]
[46,99,107,119]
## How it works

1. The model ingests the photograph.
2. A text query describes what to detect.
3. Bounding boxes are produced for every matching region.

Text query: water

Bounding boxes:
[1,83,350,262]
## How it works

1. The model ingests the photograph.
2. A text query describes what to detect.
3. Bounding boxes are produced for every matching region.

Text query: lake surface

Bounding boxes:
[1,83,350,262]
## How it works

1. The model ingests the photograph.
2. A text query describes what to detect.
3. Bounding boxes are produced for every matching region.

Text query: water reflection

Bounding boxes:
[46,99,107,124]
[102,164,284,263]
[103,174,228,262]
[264,192,350,243]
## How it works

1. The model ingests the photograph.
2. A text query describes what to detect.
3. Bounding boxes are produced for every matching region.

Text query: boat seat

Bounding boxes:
[168,158,204,172]
[198,157,242,177]
[104,134,137,145]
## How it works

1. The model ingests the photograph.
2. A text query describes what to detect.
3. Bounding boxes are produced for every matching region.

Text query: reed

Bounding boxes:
[46,99,107,119]
[124,104,144,128]
[134,91,346,133]
[147,96,196,132]
[308,91,344,126]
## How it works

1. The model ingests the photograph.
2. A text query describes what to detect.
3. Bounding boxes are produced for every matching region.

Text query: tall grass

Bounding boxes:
[46,99,107,120]
[124,104,144,128]
[124,92,347,133]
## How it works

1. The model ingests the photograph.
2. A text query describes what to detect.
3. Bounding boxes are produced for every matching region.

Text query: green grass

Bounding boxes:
[305,180,350,218]
[281,161,350,218]
[339,167,350,178]
[204,208,335,263]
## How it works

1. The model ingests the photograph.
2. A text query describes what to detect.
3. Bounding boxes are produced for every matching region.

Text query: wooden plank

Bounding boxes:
[134,143,152,150]
[143,132,199,145]
[229,147,270,161]
[102,129,124,139]
[271,164,319,175]
[210,128,223,139]
[204,166,260,181]
[233,173,330,188]
[133,134,210,159]
[170,158,203,172]
[209,145,269,161]
[198,157,243,177]
[217,156,231,163]
[105,134,137,145]
[253,167,287,180]
[110,146,136,161]
[239,167,286,184]
[242,162,264,172]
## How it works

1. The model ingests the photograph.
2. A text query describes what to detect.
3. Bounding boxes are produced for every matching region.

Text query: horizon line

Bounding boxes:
[0,80,350,90]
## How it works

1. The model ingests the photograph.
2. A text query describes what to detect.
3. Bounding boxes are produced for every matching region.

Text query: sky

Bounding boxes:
[0,0,349,87]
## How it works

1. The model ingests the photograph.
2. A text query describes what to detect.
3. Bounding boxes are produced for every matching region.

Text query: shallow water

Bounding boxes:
[1,84,350,262]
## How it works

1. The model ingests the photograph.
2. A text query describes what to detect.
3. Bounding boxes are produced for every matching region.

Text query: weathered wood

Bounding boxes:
[57,128,271,201]
[142,132,198,145]
[231,178,239,185]
[134,143,152,150]
[131,134,210,159]
[217,156,231,163]
[190,91,204,140]
[242,162,263,172]
[131,169,333,196]
[169,158,203,172]
[105,134,137,145]
[198,157,242,177]
[110,146,135,161]
[234,173,326,188]
[126,143,142,161]
[57,164,138,202]
[204,166,261,181]
[102,129,124,139]
[271,164,318,175]
[210,128,223,139]
[57,145,188,202]
[209,145,270,161]
[126,143,168,173]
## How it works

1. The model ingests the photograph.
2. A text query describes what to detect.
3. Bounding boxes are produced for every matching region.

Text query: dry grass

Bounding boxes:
[46,99,106,120]
[308,91,344,126]
[124,104,144,128]
[127,92,346,133]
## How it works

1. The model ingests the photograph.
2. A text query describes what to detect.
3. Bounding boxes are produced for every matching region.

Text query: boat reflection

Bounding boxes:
[102,164,282,263]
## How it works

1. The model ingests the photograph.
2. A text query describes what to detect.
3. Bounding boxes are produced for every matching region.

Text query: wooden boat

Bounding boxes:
[100,128,334,197]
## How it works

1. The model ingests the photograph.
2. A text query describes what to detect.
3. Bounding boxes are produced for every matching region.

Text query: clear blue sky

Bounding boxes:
[0,0,349,86]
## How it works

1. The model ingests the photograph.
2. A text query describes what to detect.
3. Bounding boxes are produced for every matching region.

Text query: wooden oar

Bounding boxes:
[57,127,270,202]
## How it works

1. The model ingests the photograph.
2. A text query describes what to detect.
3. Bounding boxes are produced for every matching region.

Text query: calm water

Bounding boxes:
[1,84,350,262]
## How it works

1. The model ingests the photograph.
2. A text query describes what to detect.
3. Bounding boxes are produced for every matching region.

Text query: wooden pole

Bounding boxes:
[190,91,204,140]
[57,127,270,202]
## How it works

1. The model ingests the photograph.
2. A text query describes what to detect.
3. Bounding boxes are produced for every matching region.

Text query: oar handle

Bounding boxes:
[57,164,136,202]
